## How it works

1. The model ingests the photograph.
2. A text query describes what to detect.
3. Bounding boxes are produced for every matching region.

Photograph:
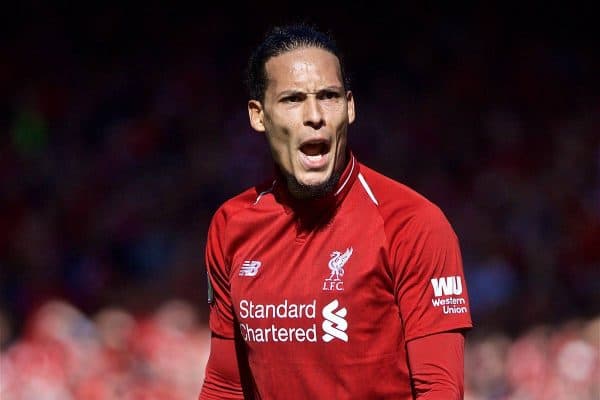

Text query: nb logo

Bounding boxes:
[239,260,262,277]
[430,276,463,297]
[322,300,348,342]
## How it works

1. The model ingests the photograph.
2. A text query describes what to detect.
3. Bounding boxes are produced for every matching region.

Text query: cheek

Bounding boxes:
[265,133,294,168]
[325,106,349,128]
[265,116,299,148]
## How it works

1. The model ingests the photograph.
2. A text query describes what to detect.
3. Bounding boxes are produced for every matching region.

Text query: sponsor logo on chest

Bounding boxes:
[238,299,348,344]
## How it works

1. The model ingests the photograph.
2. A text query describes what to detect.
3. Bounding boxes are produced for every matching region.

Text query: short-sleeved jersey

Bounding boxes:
[206,154,472,399]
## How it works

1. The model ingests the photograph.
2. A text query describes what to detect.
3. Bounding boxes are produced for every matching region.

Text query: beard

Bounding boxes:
[283,167,344,200]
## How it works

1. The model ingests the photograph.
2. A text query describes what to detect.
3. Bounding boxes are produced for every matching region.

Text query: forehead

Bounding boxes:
[264,47,343,93]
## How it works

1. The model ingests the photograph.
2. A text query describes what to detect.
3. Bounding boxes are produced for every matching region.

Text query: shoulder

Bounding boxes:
[209,179,277,228]
[357,164,453,235]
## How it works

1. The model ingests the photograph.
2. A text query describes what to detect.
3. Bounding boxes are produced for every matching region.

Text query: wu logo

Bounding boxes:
[239,260,262,277]
[430,276,463,297]
[322,300,348,342]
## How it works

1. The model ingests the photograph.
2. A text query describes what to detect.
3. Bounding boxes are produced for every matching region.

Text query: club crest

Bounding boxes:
[323,247,353,291]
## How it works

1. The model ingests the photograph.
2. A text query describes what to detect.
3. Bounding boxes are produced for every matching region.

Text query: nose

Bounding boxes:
[303,96,324,129]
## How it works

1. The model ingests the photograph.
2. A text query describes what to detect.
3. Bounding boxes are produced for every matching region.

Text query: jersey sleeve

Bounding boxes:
[407,332,465,399]
[206,207,236,339]
[389,204,472,342]
[199,335,245,399]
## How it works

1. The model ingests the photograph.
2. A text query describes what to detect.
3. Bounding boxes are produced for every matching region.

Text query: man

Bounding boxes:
[199,24,472,399]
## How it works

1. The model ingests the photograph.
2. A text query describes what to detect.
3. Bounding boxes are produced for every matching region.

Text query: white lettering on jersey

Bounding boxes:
[430,276,463,297]
[239,260,262,276]
[322,299,348,342]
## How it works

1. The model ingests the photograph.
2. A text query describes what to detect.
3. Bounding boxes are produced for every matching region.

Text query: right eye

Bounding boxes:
[282,95,302,103]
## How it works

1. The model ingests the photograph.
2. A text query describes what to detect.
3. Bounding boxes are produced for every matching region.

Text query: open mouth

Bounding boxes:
[298,139,332,170]
[299,139,331,157]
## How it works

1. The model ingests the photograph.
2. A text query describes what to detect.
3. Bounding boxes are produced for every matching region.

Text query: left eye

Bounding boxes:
[321,91,339,100]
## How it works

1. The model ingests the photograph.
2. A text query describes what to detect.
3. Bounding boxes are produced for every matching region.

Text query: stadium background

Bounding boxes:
[1,2,598,399]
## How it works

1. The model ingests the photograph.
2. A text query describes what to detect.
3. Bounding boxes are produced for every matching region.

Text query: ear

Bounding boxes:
[248,100,266,132]
[346,91,355,124]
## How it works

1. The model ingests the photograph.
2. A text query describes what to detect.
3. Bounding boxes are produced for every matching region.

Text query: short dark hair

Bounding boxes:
[246,23,350,102]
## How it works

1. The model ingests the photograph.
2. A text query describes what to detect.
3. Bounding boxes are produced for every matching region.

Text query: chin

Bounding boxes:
[285,169,341,200]
[297,171,330,187]
[299,177,327,187]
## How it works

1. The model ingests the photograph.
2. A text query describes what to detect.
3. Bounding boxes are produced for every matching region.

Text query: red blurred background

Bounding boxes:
[1,3,598,399]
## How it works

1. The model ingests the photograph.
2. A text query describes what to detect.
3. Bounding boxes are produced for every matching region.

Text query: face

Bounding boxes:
[248,47,355,198]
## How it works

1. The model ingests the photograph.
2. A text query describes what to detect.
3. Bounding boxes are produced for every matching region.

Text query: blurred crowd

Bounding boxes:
[1,299,598,399]
[1,3,598,398]
[1,300,209,399]
[465,315,598,399]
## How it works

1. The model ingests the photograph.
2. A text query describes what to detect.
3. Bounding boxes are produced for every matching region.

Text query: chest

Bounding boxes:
[229,210,388,307]
[227,207,403,352]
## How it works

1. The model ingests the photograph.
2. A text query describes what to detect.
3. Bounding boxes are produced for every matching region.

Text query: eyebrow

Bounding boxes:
[277,86,344,97]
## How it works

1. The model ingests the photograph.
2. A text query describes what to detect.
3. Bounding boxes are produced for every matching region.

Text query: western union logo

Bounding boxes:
[430,276,463,297]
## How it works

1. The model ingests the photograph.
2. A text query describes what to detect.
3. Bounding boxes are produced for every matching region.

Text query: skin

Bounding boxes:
[248,47,355,199]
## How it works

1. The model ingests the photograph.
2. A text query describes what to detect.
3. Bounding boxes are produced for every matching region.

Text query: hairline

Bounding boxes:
[246,25,350,103]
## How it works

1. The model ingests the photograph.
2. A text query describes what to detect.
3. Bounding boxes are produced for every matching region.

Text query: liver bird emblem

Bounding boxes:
[327,247,353,281]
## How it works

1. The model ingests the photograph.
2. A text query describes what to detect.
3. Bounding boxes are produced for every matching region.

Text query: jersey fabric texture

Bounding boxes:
[205,153,472,399]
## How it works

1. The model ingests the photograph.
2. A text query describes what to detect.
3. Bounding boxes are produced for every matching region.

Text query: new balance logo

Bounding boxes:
[430,276,463,297]
[322,300,348,342]
[239,260,262,277]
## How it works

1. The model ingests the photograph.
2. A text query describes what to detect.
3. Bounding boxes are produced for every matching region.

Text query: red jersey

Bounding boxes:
[205,154,472,399]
